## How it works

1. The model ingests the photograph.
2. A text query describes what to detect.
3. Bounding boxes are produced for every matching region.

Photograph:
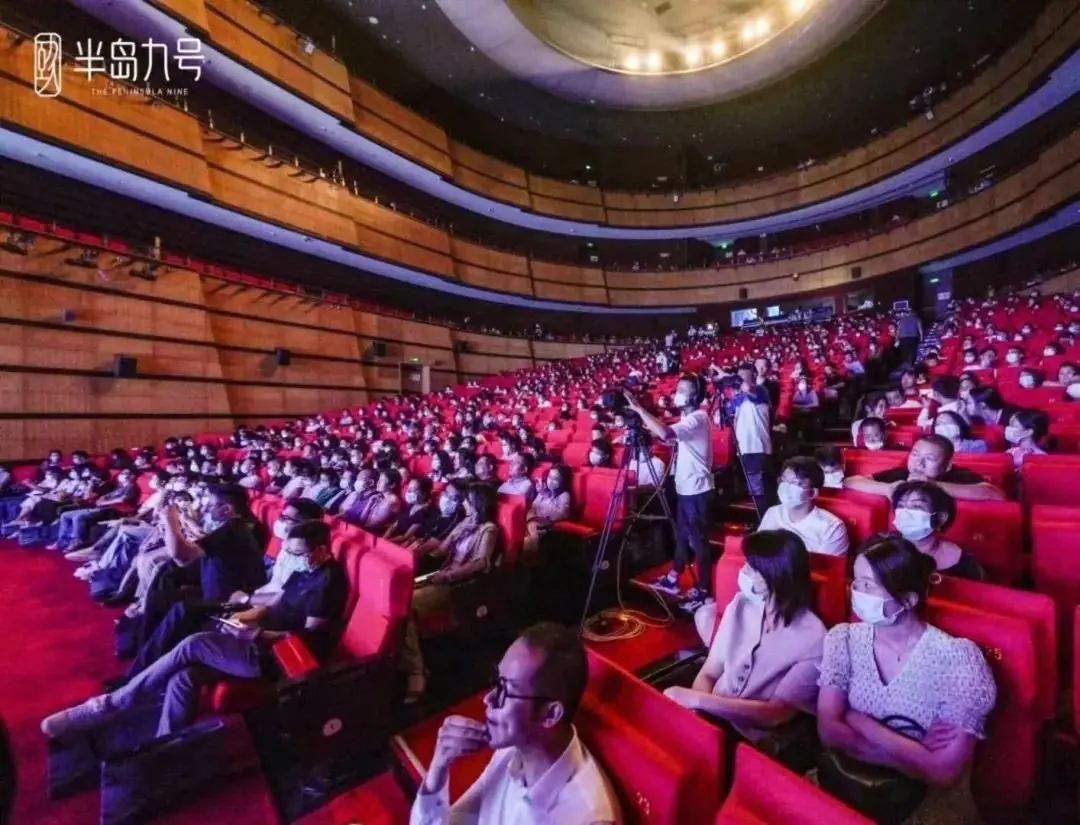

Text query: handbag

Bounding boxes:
[754,712,820,774]
[817,715,927,825]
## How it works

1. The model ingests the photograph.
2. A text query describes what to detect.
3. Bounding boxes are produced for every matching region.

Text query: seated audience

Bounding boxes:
[855,417,888,451]
[410,623,622,824]
[666,529,825,745]
[523,464,572,555]
[816,536,996,824]
[814,446,846,489]
[497,452,537,505]
[931,411,987,454]
[844,435,1005,501]
[759,458,848,557]
[385,476,438,545]
[1004,408,1049,468]
[890,481,986,581]
[42,519,346,740]
[586,439,613,469]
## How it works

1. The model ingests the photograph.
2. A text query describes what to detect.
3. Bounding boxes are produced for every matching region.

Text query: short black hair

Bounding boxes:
[467,482,498,523]
[744,529,814,627]
[857,534,936,615]
[915,433,955,465]
[890,480,957,531]
[931,376,960,401]
[283,498,324,521]
[207,484,253,519]
[814,445,844,469]
[287,518,331,551]
[780,456,824,489]
[518,622,588,722]
[380,468,402,488]
[318,468,340,485]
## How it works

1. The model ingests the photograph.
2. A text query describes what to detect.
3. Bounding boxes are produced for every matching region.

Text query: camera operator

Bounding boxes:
[725,363,773,516]
[623,374,714,610]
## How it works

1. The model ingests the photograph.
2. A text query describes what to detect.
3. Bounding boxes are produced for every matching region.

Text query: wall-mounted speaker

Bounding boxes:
[113,355,137,378]
[738,287,749,300]
[372,340,388,358]
[274,347,292,366]
[851,266,863,280]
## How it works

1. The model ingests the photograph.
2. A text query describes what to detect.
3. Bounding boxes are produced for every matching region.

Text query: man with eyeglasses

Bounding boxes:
[411,623,622,824]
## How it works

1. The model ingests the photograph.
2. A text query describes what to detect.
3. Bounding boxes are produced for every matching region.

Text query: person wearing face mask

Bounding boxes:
[498,452,537,505]
[402,483,501,701]
[385,476,438,545]
[889,482,985,581]
[586,439,613,469]
[523,465,573,556]
[47,468,141,552]
[625,374,717,610]
[816,537,996,824]
[429,450,453,484]
[1004,347,1024,368]
[279,460,315,500]
[474,454,498,484]
[758,458,848,557]
[931,411,986,454]
[664,530,825,749]
[1049,361,1078,388]
[856,418,888,452]
[916,377,969,432]
[44,519,346,741]
[813,447,846,490]
[1004,409,1048,469]
[1016,369,1043,391]
[346,469,403,531]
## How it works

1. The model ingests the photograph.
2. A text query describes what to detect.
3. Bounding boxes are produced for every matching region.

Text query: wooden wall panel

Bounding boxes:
[151,0,211,31]
[456,354,532,375]
[530,262,606,287]
[450,142,528,188]
[532,281,608,304]
[205,0,353,121]
[456,333,532,359]
[353,225,455,278]
[532,341,607,360]
[351,79,451,155]
[450,166,533,208]
[351,198,451,256]
[529,196,607,223]
[351,101,455,176]
[455,264,532,297]
[451,239,530,277]
[527,176,605,206]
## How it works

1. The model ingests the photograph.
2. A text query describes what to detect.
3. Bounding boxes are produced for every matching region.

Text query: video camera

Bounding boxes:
[599,386,648,446]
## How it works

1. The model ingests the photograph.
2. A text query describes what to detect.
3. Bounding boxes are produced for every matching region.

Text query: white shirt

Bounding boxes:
[629,455,667,487]
[669,409,714,496]
[733,389,772,455]
[759,504,849,557]
[410,728,622,825]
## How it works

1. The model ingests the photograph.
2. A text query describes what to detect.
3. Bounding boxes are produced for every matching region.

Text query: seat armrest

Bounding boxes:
[553,521,599,540]
[271,634,320,679]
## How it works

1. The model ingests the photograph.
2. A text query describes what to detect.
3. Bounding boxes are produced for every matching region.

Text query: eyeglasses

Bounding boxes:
[489,674,559,710]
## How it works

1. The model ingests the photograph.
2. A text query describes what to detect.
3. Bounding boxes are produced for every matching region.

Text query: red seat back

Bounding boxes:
[1029,505,1080,687]
[579,470,626,529]
[816,491,891,547]
[338,541,413,661]
[583,651,725,825]
[924,602,1038,824]
[942,500,1023,585]
[494,495,527,564]
[716,744,873,825]
[1021,454,1080,509]
[560,441,592,469]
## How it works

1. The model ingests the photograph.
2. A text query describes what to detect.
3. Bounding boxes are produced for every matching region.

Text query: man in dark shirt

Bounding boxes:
[844,435,1004,501]
[43,520,348,740]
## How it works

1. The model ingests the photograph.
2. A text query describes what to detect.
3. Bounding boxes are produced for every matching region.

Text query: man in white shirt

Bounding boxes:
[728,365,773,516]
[410,623,622,825]
[758,457,849,557]
[625,375,715,609]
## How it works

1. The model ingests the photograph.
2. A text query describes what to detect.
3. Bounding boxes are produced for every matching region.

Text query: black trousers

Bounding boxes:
[739,452,773,518]
[674,491,713,593]
[898,336,920,366]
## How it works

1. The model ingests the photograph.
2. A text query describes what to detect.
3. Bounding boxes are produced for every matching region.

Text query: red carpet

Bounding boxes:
[0,542,277,825]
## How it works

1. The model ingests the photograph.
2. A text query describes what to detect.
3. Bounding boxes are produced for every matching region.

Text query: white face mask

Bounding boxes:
[797,383,808,393]
[737,568,766,606]
[405,490,419,505]
[893,507,934,541]
[1019,375,1036,389]
[777,481,812,508]
[438,496,458,517]
[588,451,604,466]
[1004,425,1029,444]
[673,391,690,407]
[1006,352,1021,365]
[964,354,975,364]
[863,439,884,451]
[1067,382,1080,400]
[823,470,844,488]
[1044,348,1056,357]
[934,425,960,441]
[851,590,903,627]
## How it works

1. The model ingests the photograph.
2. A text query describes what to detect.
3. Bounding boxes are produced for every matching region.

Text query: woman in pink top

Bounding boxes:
[523,464,572,555]
[665,529,826,744]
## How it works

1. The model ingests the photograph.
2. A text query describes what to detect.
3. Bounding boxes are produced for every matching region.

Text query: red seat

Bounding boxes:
[1029,505,1080,685]
[938,500,1023,585]
[816,490,891,547]
[1074,606,1080,737]
[924,601,1039,824]
[560,441,592,469]
[495,494,527,564]
[1021,454,1080,509]
[715,744,872,825]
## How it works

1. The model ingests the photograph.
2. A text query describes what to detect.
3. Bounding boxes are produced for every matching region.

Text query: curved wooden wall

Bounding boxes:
[150,0,1080,226]
[3,23,1077,310]
[0,239,608,459]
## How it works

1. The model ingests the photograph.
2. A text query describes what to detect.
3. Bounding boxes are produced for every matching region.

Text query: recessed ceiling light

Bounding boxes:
[367,16,378,24]
[789,0,809,12]
[741,22,757,42]
[757,17,771,37]
[684,44,702,66]
[646,51,662,71]
[624,52,642,71]
[710,39,727,58]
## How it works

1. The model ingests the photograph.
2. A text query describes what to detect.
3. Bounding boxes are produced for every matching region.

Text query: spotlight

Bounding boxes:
[710,39,727,58]
[624,52,642,71]
[684,44,702,66]
[1,231,33,255]
[645,51,662,72]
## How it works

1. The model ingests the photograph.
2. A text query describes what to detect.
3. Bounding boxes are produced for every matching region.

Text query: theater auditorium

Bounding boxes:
[1,0,1080,822]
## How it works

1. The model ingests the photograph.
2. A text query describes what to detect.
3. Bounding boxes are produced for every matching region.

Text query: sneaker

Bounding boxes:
[45,542,62,552]
[41,695,116,739]
[74,565,96,581]
[683,587,704,602]
[64,546,99,562]
[648,571,682,596]
[678,598,705,616]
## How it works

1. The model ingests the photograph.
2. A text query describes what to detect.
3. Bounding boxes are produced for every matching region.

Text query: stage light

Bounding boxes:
[624,52,642,71]
[646,51,663,71]
[684,44,702,66]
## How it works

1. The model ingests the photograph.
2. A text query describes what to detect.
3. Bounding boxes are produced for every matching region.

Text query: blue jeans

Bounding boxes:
[106,630,261,737]
[55,507,114,548]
